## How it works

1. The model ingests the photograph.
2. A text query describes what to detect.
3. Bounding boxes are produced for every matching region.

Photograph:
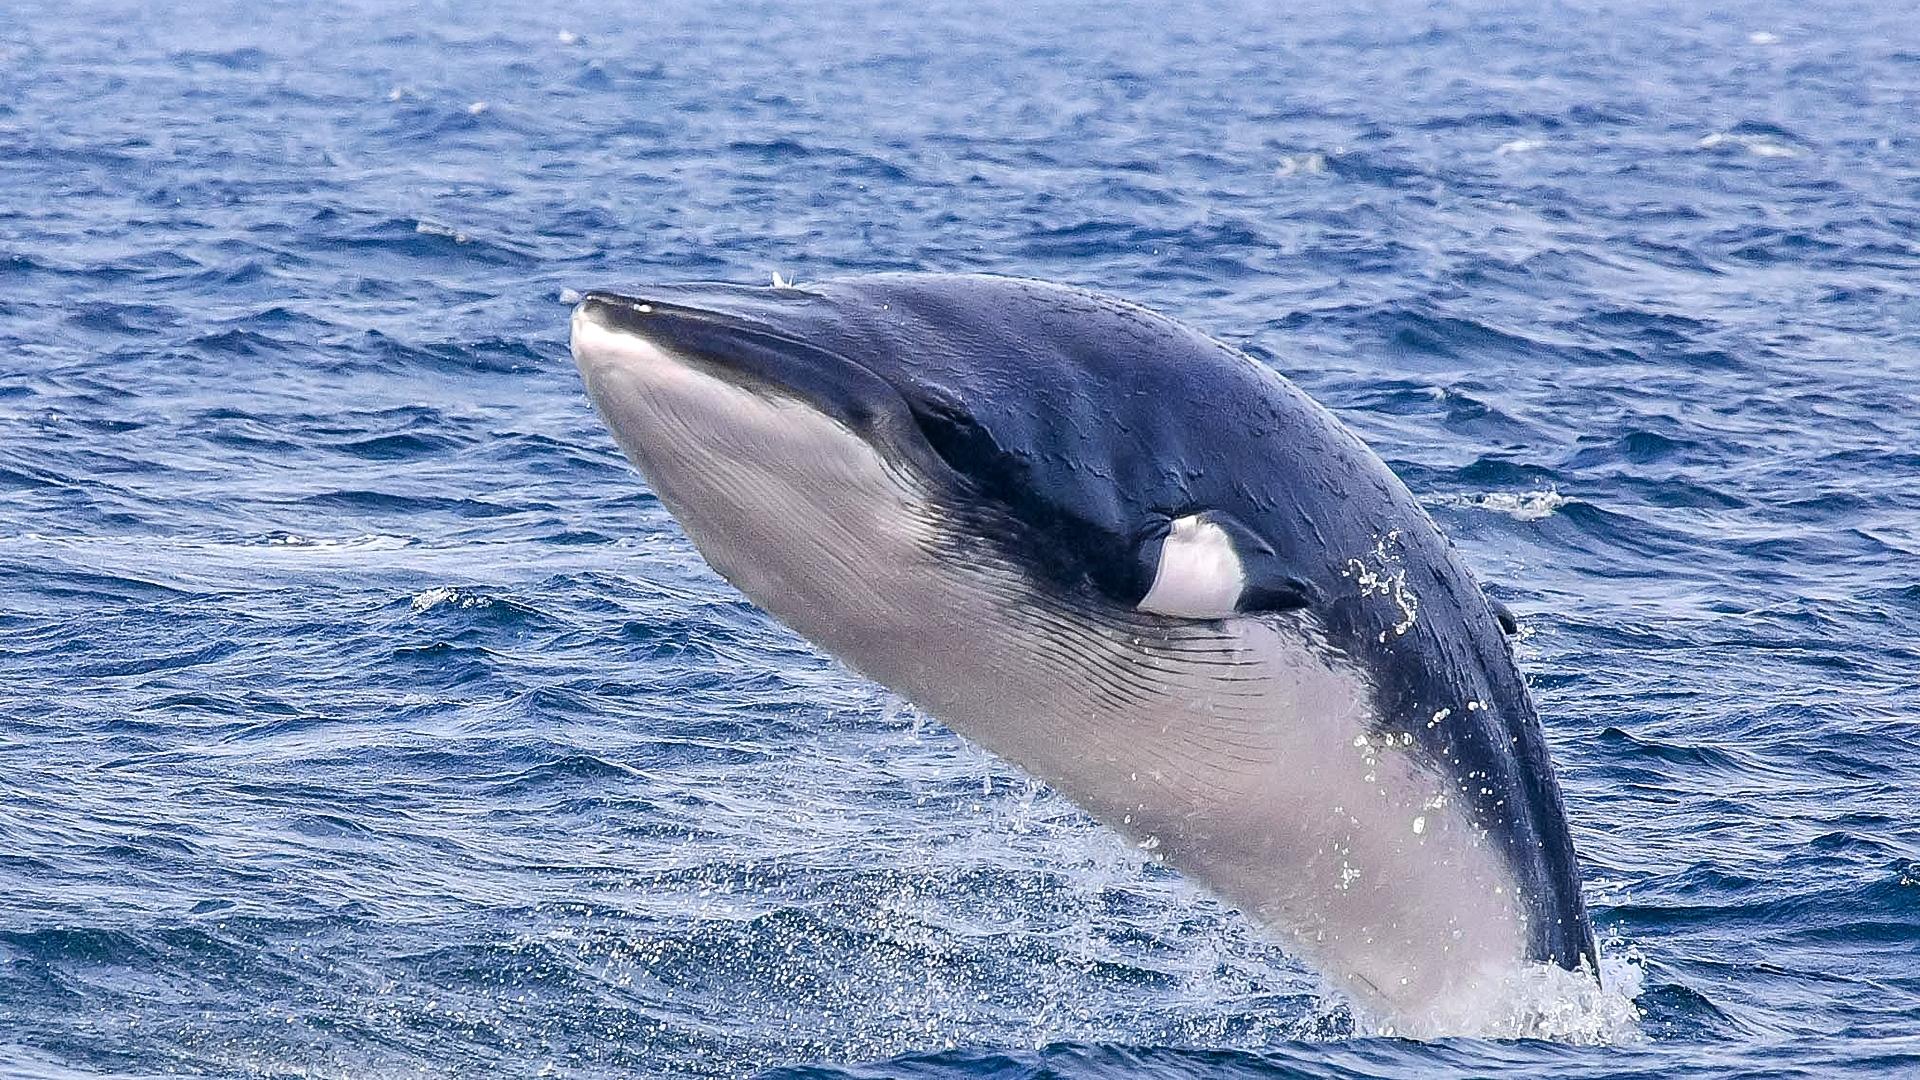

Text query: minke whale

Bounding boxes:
[568,273,1598,1036]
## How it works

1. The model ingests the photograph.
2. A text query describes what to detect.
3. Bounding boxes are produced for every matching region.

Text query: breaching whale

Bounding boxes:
[568,273,1597,1036]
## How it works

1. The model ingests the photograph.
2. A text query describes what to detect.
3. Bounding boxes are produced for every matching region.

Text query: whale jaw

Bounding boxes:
[570,299,947,655]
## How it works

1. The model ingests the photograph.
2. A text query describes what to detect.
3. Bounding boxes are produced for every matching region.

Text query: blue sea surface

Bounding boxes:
[3,0,1918,1076]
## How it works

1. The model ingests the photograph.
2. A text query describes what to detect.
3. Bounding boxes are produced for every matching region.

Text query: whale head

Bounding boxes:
[569,273,1597,1036]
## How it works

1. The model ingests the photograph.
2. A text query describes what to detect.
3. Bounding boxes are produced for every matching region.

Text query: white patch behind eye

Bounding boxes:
[1136,514,1244,618]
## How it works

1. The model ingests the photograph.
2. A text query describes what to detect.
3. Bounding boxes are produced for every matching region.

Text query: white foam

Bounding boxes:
[1368,954,1646,1044]
[18,531,414,555]
[1276,152,1327,177]
[409,586,493,613]
[415,219,470,243]
[264,532,414,552]
[1435,489,1568,522]
[1344,531,1418,639]
[1495,139,1548,156]
[1699,131,1801,158]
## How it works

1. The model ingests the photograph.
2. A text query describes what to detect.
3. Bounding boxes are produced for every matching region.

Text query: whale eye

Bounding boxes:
[1136,514,1245,619]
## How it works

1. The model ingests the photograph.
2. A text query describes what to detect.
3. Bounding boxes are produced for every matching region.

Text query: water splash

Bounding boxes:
[410,585,495,612]
[1368,955,1645,1045]
[1435,489,1568,522]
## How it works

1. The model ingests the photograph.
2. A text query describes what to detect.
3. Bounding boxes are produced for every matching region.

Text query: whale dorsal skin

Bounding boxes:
[568,273,1597,1036]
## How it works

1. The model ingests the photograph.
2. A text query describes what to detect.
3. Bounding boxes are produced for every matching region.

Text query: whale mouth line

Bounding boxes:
[572,290,934,471]
[576,292,836,393]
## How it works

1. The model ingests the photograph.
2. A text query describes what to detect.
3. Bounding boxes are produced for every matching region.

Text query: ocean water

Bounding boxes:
[2,0,1917,1076]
